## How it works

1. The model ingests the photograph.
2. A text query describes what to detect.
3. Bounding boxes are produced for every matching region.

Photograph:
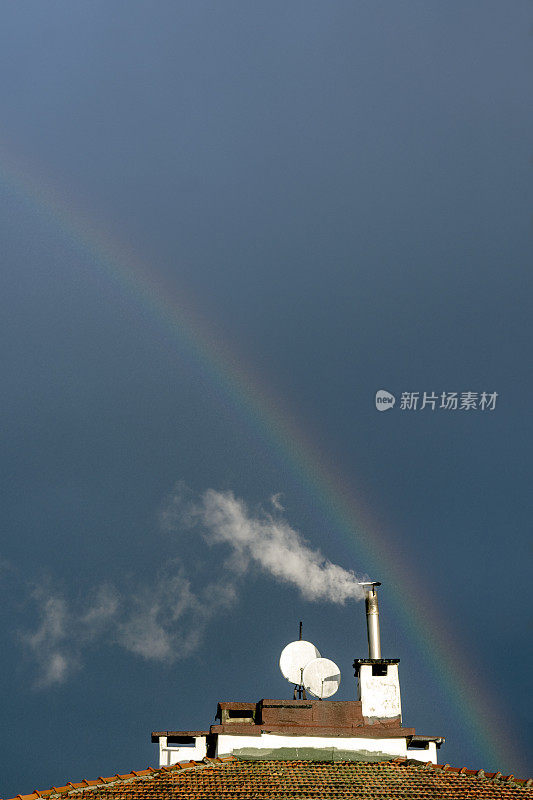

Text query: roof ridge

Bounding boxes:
[392,757,533,788]
[4,754,532,799]
[2,756,238,800]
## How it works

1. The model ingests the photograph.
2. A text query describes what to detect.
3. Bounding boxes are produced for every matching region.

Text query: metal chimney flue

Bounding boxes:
[360,581,382,659]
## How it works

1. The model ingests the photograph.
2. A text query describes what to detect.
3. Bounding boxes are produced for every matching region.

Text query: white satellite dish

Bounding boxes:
[302,657,341,699]
[279,640,321,685]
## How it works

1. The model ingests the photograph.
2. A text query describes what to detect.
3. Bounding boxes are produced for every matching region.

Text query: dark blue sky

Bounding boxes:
[0,2,532,796]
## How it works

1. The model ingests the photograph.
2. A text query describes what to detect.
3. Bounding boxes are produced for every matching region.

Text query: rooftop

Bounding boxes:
[6,756,533,800]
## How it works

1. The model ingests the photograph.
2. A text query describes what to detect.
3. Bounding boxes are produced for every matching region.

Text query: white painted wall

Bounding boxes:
[216,732,408,759]
[358,664,402,721]
[158,735,207,766]
[407,742,438,763]
[157,730,439,765]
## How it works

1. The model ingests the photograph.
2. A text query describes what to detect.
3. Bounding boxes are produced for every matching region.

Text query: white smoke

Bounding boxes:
[187,489,366,603]
[19,566,236,687]
[19,586,117,688]
[117,566,236,662]
[270,493,284,511]
[20,594,75,688]
[16,485,365,687]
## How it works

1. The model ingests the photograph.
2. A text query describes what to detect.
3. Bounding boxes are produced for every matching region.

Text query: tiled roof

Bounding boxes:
[6,756,533,800]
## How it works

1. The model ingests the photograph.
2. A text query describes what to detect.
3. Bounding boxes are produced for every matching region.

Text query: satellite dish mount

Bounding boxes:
[294,621,307,699]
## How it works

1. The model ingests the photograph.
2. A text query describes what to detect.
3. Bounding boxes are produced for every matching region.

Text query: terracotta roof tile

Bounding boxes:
[5,756,533,800]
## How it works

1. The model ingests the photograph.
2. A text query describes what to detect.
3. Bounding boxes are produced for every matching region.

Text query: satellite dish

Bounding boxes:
[279,640,321,685]
[302,657,341,699]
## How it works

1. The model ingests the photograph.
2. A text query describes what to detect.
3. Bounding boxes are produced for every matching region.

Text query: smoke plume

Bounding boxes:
[15,485,364,687]
[19,566,236,687]
[186,488,366,603]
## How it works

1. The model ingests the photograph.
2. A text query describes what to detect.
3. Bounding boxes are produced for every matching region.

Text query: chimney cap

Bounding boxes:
[353,658,399,676]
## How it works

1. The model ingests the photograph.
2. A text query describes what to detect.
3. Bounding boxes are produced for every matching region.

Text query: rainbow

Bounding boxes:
[0,142,527,776]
